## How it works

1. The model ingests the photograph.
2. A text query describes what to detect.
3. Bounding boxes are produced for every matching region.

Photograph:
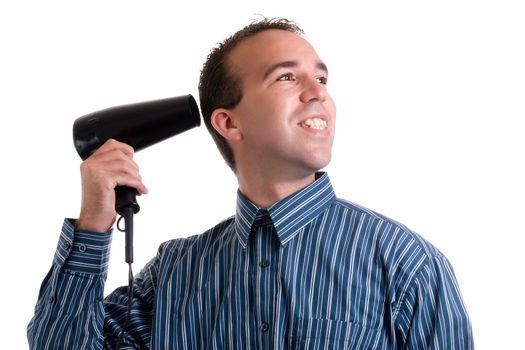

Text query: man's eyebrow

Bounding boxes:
[263,60,329,80]
[317,61,329,75]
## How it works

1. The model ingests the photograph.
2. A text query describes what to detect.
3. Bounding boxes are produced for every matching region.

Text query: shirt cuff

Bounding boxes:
[53,218,113,274]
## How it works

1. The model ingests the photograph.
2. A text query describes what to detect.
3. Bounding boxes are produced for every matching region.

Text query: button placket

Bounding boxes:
[259,259,270,268]
[260,322,269,332]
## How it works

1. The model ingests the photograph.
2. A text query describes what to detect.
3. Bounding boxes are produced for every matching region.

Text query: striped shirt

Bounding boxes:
[28,172,473,349]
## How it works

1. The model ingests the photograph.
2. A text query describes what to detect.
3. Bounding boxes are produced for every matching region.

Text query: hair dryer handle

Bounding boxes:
[115,186,140,215]
[115,186,139,264]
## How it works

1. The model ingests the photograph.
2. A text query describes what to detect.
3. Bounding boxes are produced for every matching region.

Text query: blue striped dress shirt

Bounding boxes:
[28,172,473,349]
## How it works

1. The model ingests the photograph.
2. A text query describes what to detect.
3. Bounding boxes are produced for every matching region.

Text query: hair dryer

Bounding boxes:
[73,94,200,160]
[72,94,201,263]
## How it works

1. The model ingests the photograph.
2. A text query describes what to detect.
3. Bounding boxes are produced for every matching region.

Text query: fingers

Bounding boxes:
[76,139,148,232]
[96,138,135,158]
[84,139,148,194]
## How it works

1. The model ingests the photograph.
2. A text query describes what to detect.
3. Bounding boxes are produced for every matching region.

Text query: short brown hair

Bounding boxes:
[198,17,304,171]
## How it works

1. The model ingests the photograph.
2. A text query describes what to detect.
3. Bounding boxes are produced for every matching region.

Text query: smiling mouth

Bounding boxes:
[300,117,328,130]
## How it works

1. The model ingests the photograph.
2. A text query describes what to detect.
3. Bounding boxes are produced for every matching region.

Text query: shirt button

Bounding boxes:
[259,260,270,268]
[78,244,87,253]
[64,242,71,251]
[48,295,55,304]
[260,322,269,332]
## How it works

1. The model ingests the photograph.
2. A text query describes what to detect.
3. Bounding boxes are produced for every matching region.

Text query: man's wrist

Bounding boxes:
[74,217,114,233]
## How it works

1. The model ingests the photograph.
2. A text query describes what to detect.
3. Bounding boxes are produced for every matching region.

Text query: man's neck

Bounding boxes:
[236,170,316,209]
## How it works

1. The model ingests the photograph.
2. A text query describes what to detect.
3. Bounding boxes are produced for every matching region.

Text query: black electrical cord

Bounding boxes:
[114,187,140,350]
[116,261,134,350]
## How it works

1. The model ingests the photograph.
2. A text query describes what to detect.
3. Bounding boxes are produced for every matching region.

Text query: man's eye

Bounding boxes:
[317,76,328,85]
[278,74,295,81]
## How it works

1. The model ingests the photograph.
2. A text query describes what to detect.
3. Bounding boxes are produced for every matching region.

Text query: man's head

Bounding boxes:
[199,18,304,171]
[198,17,336,177]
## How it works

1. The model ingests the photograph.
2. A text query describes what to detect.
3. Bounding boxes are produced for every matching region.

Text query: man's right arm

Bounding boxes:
[27,219,112,348]
[27,139,150,349]
[27,219,159,349]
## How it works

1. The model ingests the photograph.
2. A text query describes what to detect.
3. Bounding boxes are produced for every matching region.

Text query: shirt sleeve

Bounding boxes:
[394,254,474,349]
[27,218,159,349]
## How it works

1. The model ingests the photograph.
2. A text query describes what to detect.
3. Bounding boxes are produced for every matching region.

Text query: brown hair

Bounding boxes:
[198,17,304,171]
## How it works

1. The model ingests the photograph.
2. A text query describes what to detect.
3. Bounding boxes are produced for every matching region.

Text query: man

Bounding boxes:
[28,18,473,349]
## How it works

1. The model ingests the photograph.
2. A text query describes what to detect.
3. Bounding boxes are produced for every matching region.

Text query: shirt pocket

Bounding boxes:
[290,317,382,350]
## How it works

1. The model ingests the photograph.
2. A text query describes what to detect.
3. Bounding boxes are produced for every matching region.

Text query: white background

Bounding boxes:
[1,1,523,348]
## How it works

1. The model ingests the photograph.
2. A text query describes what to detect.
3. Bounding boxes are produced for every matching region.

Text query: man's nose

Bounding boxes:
[299,77,328,103]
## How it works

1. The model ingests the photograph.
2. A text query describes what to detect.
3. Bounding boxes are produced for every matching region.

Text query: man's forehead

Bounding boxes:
[228,29,322,76]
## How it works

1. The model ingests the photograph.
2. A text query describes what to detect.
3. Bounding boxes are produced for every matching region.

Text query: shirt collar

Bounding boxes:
[234,172,336,248]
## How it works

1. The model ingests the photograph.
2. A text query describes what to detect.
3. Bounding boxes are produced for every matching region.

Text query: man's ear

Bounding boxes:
[210,109,242,142]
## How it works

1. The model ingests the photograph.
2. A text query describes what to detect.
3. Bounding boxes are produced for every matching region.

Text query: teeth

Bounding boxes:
[302,118,327,130]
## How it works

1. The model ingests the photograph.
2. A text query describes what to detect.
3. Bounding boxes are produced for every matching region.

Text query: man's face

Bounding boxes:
[227,29,336,178]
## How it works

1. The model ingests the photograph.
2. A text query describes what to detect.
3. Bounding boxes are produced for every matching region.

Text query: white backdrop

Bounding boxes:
[1,1,523,348]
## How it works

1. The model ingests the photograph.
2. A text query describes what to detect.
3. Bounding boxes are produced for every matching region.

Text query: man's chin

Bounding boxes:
[306,154,332,172]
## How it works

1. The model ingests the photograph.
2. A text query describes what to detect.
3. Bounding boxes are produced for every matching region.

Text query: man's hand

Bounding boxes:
[75,139,148,232]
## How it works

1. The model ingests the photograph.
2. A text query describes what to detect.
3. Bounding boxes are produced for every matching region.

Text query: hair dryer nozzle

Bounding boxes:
[73,94,201,160]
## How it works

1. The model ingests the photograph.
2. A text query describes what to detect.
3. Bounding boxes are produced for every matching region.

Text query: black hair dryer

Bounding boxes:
[73,94,201,262]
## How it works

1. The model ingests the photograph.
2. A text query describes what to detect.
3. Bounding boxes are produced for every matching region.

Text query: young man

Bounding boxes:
[28,18,473,349]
